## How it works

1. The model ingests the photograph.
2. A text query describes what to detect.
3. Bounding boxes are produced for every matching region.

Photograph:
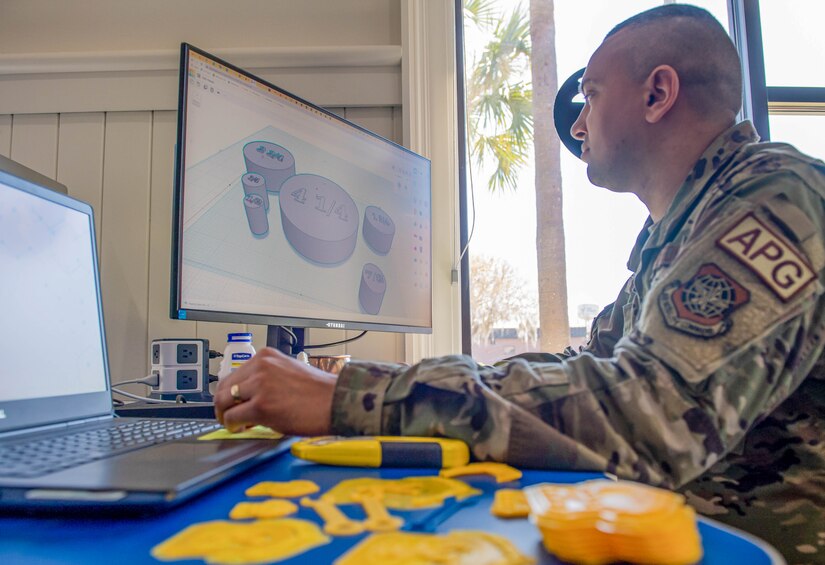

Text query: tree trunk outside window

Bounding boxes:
[530,0,570,352]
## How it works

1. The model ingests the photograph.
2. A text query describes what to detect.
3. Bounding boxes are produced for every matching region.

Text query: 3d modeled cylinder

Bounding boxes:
[362,205,395,255]
[243,194,269,236]
[359,263,386,315]
[241,172,269,210]
[243,141,296,194]
[279,174,359,265]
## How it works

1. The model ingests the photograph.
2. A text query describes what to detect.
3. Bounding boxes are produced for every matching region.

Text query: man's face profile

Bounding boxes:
[570,32,647,193]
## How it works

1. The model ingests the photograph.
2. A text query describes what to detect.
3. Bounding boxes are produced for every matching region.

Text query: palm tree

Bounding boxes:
[465,1,533,193]
[464,0,569,353]
[529,0,570,351]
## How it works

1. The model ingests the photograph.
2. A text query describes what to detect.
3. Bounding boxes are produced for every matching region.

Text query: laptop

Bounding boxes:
[0,159,291,513]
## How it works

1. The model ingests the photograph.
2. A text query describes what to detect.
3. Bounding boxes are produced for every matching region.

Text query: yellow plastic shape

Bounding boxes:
[490,488,530,519]
[351,488,404,532]
[440,462,522,483]
[301,495,365,536]
[334,530,534,565]
[198,426,283,441]
[524,480,703,565]
[325,477,481,509]
[229,499,298,520]
[291,436,470,468]
[151,518,329,565]
[244,480,320,498]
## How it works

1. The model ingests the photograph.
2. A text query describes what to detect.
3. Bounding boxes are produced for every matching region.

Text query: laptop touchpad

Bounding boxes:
[40,440,278,491]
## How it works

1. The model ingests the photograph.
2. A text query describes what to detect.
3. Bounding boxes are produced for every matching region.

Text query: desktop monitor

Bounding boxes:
[171,44,432,353]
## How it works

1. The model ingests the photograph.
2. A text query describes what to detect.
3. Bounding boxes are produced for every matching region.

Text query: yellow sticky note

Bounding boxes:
[198,425,283,441]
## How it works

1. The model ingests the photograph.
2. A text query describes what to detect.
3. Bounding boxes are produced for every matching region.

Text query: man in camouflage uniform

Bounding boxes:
[215,5,825,563]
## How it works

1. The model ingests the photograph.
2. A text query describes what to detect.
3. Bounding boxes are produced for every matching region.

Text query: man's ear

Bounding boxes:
[643,64,679,124]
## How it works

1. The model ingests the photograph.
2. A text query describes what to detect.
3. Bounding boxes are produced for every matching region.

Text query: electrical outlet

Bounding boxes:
[148,338,212,401]
[176,343,199,364]
[176,370,198,390]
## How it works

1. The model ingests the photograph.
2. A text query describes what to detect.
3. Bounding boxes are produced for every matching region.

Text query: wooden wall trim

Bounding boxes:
[0,45,402,75]
[0,46,402,115]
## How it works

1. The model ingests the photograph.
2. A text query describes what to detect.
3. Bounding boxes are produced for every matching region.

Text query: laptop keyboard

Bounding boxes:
[0,419,221,479]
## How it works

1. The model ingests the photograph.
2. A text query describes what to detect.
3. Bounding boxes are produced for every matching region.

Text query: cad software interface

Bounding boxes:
[179,50,432,329]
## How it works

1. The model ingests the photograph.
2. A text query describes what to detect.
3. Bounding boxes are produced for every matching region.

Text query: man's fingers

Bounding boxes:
[220,401,261,433]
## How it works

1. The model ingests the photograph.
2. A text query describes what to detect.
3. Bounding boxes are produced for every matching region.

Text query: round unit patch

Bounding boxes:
[242,141,296,194]
[658,263,750,338]
[359,263,386,315]
[279,174,359,265]
[363,205,395,255]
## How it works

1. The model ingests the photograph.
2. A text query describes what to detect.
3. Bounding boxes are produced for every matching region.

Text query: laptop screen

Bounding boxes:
[0,168,112,432]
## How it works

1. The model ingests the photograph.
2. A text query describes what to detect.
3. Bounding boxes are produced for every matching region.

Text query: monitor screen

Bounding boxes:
[171,44,432,338]
[0,160,114,434]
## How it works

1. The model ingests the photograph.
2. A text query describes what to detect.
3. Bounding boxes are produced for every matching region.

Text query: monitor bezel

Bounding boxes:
[170,43,433,335]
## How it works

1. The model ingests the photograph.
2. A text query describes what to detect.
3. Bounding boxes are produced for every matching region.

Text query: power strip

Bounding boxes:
[148,338,212,401]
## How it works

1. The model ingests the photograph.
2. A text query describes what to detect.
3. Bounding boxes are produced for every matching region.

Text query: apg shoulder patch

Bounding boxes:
[716,213,816,302]
[658,263,750,338]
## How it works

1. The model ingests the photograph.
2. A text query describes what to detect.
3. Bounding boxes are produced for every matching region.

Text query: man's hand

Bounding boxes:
[214,347,337,436]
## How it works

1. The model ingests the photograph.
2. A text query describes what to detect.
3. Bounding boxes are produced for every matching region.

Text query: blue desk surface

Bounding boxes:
[0,449,785,565]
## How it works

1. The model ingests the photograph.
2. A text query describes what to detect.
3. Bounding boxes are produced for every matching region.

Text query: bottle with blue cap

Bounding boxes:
[217,333,256,380]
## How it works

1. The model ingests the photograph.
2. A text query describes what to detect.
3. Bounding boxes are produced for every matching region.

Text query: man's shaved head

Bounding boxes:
[605,4,742,118]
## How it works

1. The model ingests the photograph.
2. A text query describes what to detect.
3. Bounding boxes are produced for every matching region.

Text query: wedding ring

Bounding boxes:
[230,383,242,403]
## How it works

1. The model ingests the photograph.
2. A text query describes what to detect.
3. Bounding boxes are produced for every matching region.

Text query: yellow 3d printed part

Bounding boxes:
[244,480,320,498]
[351,488,404,532]
[229,499,298,520]
[334,530,534,565]
[440,462,522,483]
[490,488,530,519]
[301,495,365,536]
[524,479,703,565]
[291,436,470,468]
[151,518,329,565]
[324,476,481,509]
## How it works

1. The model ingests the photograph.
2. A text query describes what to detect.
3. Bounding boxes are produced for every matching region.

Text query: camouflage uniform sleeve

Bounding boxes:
[332,169,825,489]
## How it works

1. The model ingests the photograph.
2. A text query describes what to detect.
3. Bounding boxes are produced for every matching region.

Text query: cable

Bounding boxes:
[454,17,478,272]
[457,146,477,266]
[111,372,212,405]
[116,373,160,388]
[303,330,368,350]
[278,326,298,346]
[111,387,212,405]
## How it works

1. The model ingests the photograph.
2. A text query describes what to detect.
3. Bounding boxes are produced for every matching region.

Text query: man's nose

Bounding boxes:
[571,106,588,141]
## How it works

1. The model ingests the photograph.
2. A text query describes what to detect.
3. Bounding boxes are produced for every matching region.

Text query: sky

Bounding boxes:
[464,0,825,327]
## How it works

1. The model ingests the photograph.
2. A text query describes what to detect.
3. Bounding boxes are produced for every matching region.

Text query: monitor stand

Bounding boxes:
[266,325,305,357]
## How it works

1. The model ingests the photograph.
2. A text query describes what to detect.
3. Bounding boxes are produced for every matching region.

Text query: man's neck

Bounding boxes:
[639,119,735,223]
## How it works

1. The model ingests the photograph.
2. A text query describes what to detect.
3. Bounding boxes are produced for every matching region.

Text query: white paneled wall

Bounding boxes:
[0,105,403,385]
[0,0,463,383]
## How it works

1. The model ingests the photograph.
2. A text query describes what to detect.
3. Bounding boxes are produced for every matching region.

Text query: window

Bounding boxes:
[460,1,731,363]
[758,1,825,159]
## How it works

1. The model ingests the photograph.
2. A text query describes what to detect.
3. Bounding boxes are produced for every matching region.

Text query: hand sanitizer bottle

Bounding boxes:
[217,333,256,380]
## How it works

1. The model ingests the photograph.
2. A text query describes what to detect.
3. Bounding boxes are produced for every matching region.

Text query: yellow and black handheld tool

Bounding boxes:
[290,436,470,469]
